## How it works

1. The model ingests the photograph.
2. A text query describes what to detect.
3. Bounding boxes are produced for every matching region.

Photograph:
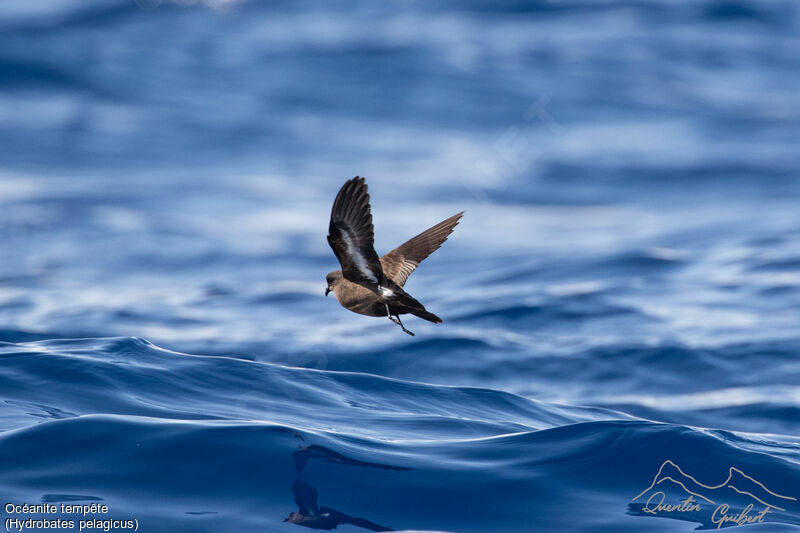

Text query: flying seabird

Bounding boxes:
[325,177,463,336]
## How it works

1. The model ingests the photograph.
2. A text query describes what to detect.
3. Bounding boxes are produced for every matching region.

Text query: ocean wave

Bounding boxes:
[1,337,799,531]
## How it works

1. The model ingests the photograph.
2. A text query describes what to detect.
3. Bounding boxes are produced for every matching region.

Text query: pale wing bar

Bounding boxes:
[380,211,464,287]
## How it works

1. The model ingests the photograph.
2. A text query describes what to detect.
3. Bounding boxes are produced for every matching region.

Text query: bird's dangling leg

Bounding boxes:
[385,303,415,336]
[394,314,415,336]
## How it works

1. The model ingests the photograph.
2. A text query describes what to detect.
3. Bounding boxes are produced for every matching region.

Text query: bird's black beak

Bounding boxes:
[325,287,330,297]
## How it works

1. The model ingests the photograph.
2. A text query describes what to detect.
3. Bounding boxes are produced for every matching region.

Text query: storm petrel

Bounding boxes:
[325,177,463,336]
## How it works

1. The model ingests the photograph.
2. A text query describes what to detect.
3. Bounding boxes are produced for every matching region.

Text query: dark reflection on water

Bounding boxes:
[285,445,411,531]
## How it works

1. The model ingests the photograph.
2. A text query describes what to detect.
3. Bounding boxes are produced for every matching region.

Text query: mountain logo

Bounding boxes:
[629,460,797,529]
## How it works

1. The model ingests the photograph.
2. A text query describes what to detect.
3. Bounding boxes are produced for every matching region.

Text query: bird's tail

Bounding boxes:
[392,287,443,323]
[410,307,442,323]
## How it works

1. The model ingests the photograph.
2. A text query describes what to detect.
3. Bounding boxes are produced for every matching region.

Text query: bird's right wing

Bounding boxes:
[380,211,464,287]
[327,177,386,287]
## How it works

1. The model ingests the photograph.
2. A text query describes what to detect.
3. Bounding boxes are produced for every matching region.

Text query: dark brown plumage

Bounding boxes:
[325,176,463,336]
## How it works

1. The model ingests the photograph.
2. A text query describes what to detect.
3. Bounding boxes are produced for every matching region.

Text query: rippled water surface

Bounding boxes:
[1,1,800,531]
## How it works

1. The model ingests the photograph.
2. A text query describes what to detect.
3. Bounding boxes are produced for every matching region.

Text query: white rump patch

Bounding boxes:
[342,230,377,283]
[379,285,394,297]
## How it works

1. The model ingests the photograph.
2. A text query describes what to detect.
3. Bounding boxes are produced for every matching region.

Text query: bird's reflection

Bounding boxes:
[285,444,411,531]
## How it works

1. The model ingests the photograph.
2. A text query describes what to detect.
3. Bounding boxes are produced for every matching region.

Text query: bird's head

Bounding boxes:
[325,270,343,297]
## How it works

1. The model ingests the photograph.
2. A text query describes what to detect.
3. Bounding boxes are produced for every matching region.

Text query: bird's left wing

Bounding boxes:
[327,177,386,287]
[380,211,464,287]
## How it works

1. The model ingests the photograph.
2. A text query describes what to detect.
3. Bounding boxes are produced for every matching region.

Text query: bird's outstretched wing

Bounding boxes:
[292,479,320,517]
[380,212,464,287]
[327,177,386,287]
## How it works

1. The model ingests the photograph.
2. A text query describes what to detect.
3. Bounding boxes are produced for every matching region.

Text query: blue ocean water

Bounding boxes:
[2,1,800,531]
